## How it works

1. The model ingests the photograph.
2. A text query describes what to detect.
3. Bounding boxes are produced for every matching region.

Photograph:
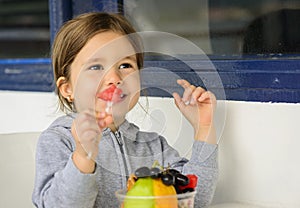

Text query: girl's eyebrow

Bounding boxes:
[83,55,137,67]
[82,57,104,66]
[122,55,137,62]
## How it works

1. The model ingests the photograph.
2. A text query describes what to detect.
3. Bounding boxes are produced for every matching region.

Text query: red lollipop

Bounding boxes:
[97,85,123,102]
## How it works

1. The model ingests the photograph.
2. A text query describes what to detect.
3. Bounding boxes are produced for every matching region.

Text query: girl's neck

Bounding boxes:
[108,117,126,132]
[108,124,117,132]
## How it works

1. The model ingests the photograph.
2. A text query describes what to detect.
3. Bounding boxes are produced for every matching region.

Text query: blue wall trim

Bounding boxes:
[141,58,300,103]
[0,58,53,92]
[0,58,299,103]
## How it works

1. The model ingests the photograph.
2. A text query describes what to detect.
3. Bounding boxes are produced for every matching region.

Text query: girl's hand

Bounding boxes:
[172,79,216,143]
[71,109,113,173]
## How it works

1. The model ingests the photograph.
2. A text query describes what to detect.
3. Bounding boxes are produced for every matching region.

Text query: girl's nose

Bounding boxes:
[104,68,122,86]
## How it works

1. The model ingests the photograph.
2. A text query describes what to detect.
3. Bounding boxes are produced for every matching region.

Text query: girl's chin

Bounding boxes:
[110,110,126,120]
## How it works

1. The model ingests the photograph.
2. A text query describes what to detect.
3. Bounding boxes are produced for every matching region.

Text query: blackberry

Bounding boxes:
[134,166,151,178]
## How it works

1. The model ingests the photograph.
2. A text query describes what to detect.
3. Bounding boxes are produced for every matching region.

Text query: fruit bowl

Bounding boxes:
[115,189,197,208]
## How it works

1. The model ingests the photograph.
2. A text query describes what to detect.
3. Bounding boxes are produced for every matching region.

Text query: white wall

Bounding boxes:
[1,91,300,207]
[212,101,300,207]
[0,91,62,134]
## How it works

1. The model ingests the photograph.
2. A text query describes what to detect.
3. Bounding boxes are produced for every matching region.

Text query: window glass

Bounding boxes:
[124,0,300,58]
[0,0,50,58]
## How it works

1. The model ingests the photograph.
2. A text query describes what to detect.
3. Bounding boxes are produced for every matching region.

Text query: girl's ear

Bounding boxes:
[56,77,73,100]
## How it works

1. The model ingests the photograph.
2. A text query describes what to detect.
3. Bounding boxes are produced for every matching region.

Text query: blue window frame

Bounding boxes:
[0,0,299,103]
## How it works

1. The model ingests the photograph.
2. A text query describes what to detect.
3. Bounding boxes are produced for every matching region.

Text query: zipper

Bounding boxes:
[114,131,129,180]
[114,131,123,146]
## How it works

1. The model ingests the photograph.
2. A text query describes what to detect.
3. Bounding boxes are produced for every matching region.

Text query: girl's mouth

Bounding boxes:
[96,85,126,103]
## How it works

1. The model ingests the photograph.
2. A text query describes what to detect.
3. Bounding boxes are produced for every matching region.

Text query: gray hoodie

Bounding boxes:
[32,114,218,208]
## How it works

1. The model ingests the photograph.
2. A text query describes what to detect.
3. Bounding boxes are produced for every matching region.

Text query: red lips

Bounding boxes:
[97,85,123,102]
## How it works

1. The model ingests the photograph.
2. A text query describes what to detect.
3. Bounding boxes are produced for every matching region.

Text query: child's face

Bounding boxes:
[68,31,140,122]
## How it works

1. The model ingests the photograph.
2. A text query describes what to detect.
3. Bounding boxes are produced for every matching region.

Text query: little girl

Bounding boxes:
[32,12,218,208]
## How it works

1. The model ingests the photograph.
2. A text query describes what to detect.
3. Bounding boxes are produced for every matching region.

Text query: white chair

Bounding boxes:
[0,132,39,208]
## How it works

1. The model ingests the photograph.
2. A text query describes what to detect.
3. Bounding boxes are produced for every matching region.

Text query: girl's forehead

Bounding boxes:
[75,31,137,67]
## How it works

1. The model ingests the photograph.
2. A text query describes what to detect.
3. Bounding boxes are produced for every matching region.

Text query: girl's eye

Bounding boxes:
[88,64,104,71]
[119,63,133,69]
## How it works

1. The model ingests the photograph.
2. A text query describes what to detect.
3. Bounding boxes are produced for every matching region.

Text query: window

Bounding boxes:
[0,0,50,58]
[0,0,51,91]
[1,0,299,103]
[124,0,300,57]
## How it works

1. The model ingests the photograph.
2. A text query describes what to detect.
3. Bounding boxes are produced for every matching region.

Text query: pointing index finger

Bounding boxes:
[177,79,192,89]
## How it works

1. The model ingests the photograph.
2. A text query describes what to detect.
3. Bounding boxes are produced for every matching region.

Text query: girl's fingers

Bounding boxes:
[80,130,101,142]
[82,108,107,121]
[74,121,101,140]
[172,92,186,110]
[81,108,113,128]
[177,79,211,105]
[97,115,113,128]
[177,79,196,104]
[76,112,101,129]
[95,110,108,120]
[198,91,210,103]
[73,109,111,142]
[198,91,216,105]
[177,79,190,88]
[190,87,206,105]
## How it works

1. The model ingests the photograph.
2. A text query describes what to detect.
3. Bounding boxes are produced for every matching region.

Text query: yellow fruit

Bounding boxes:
[153,178,178,208]
[124,171,178,208]
[127,174,137,192]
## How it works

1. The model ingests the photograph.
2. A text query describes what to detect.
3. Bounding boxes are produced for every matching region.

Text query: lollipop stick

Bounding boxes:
[105,101,113,114]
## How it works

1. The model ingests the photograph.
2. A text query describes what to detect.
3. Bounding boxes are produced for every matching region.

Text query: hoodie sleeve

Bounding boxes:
[32,129,98,208]
[183,141,218,207]
[161,138,218,208]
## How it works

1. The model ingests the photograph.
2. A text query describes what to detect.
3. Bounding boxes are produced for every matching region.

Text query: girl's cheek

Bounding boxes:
[73,83,99,111]
[126,71,140,90]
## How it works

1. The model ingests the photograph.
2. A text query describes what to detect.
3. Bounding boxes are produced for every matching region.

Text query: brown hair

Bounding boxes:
[52,12,144,112]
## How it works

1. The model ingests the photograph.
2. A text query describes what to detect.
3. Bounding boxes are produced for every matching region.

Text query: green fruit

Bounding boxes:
[124,177,155,208]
